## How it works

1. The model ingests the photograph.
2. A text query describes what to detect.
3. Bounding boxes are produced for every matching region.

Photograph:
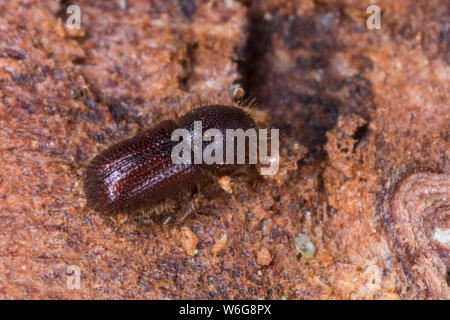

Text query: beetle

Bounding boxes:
[83,102,267,218]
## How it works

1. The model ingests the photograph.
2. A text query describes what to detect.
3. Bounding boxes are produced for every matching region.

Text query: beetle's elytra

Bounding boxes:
[83,104,258,215]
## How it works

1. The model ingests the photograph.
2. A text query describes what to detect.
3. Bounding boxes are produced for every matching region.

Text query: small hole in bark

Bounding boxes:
[352,122,369,142]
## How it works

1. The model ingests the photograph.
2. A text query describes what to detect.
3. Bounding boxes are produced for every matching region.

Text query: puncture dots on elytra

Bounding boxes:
[83,98,271,219]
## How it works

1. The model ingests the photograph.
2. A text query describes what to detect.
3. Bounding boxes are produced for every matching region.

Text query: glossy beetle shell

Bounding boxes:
[84,105,255,215]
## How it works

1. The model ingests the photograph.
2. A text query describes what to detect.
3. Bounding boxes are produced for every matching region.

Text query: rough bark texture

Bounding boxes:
[0,0,448,299]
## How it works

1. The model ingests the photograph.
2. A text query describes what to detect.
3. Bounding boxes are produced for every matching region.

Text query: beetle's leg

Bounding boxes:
[177,184,199,223]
